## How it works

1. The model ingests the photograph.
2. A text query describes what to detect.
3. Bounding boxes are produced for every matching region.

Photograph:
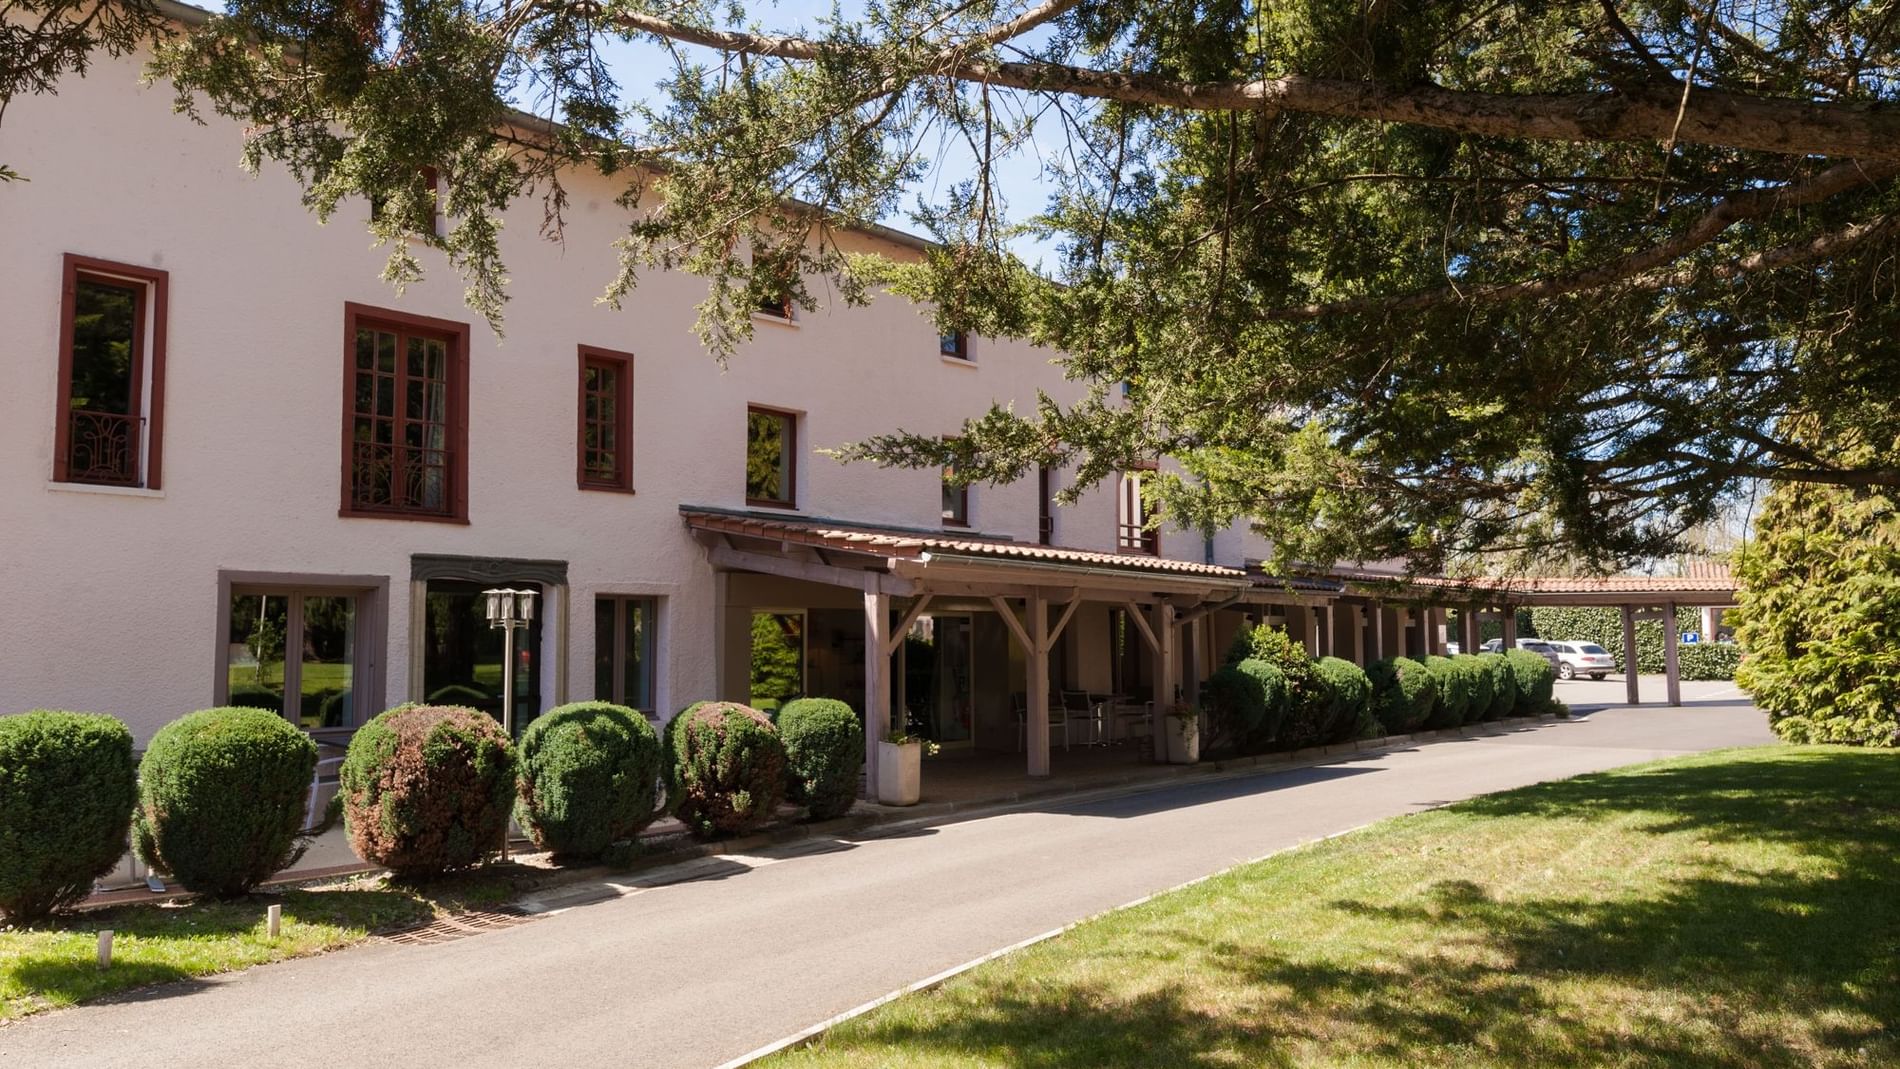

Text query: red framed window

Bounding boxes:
[746,406,798,508]
[578,346,634,492]
[941,444,969,527]
[54,254,168,489]
[1117,462,1160,555]
[940,330,969,360]
[1037,465,1056,545]
[341,304,470,521]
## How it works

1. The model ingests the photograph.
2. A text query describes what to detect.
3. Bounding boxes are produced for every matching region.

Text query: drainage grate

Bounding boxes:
[380,905,538,946]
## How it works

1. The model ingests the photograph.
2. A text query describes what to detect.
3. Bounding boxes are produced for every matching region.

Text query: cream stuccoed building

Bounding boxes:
[0,2,1738,803]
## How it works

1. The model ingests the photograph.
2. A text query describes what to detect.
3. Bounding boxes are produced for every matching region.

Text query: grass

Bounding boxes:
[771,746,1900,1068]
[0,872,515,1021]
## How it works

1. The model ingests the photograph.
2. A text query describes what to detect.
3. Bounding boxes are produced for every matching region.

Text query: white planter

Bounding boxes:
[876,740,923,806]
[1166,714,1200,764]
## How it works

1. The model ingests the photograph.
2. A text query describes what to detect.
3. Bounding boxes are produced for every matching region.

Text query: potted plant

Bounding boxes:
[876,731,938,806]
[1165,703,1200,764]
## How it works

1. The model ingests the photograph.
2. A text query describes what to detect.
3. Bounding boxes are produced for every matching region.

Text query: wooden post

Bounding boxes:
[267,903,282,938]
[1318,604,1335,658]
[1369,602,1385,661]
[1026,593,1051,777]
[1663,600,1682,707]
[1501,609,1518,650]
[863,582,890,792]
[1461,606,1481,656]
[1702,605,1720,641]
[98,930,113,969]
[1150,601,1176,761]
[1621,604,1640,705]
[1349,603,1365,664]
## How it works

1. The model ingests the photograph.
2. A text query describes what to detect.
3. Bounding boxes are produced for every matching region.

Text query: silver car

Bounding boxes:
[1475,638,1563,670]
[1546,640,1616,680]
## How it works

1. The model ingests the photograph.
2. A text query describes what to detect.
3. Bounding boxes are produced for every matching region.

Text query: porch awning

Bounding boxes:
[1325,565,1739,607]
[681,505,1250,599]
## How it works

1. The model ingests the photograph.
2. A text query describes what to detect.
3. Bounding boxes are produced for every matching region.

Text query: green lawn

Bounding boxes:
[771,746,1899,1068]
[0,873,514,1021]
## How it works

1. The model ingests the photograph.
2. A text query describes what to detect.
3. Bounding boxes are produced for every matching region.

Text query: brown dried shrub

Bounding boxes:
[338,704,514,878]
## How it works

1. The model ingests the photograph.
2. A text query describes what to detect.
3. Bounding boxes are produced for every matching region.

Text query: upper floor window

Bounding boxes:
[754,249,797,321]
[55,254,168,489]
[372,165,444,238]
[941,451,969,527]
[940,330,969,360]
[343,304,469,522]
[1038,465,1056,546]
[746,406,797,508]
[578,346,633,492]
[1117,463,1160,555]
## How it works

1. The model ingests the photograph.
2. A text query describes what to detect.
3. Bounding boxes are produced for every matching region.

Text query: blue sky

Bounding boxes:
[579,1,1071,266]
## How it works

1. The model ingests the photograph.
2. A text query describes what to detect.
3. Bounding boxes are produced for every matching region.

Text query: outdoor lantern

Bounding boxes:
[517,588,535,622]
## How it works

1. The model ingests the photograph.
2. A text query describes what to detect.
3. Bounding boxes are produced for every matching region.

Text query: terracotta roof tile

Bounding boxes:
[681,507,1249,580]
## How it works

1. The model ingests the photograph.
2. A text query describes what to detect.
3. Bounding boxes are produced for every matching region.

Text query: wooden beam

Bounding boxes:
[1027,593,1051,777]
[1047,597,1082,648]
[1176,593,1245,627]
[989,595,1033,654]
[863,580,890,793]
[1621,604,1640,705]
[1663,599,1682,707]
[881,593,936,658]
[1150,602,1177,761]
[708,544,914,596]
[1123,600,1160,654]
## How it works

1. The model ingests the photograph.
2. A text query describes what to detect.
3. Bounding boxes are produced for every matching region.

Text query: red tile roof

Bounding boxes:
[681,507,1250,580]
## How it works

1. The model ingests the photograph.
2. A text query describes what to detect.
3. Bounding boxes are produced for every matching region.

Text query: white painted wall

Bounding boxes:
[1,41,1216,741]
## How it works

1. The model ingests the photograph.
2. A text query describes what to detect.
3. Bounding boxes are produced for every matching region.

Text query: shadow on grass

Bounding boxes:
[3,876,502,1016]
[813,750,1899,1068]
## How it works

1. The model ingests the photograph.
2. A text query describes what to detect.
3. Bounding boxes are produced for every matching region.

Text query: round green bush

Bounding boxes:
[514,701,663,860]
[664,701,786,839]
[1476,652,1517,720]
[1505,649,1556,711]
[776,698,863,821]
[1204,658,1287,752]
[134,707,317,897]
[339,705,515,878]
[1314,656,1373,741]
[0,712,137,922]
[1367,657,1437,734]
[1423,656,1471,728]
[1461,655,1496,722]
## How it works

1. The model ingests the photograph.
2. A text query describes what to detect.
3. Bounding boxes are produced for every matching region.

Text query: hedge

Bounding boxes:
[1731,460,1900,747]
[0,711,138,922]
[134,707,318,897]
[1423,656,1471,728]
[514,701,663,860]
[1475,653,1517,720]
[1463,655,1496,722]
[1313,657,1374,742]
[1367,657,1437,734]
[1204,657,1287,753]
[1678,642,1744,681]
[776,698,862,821]
[1528,605,1709,674]
[339,704,515,878]
[665,701,787,838]
[1506,648,1557,710]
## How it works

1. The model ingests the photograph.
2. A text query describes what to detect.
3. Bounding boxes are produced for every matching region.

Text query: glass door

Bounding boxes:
[423,579,543,736]
[931,616,975,747]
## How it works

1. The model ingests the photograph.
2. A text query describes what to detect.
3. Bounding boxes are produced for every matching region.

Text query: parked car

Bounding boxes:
[1471,638,1563,669]
[1545,640,1616,680]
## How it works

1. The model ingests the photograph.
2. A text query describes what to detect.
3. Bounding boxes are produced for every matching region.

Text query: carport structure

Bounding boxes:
[1343,567,1741,707]
[682,507,1251,788]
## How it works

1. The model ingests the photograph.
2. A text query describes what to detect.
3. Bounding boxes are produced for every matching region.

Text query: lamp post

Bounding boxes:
[483,587,535,861]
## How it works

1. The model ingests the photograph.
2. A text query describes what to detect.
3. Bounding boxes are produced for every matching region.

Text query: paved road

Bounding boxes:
[2,694,1772,1069]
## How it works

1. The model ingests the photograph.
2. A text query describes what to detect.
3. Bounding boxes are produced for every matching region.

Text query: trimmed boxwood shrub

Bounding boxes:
[0,711,138,922]
[1506,649,1557,710]
[1475,653,1517,720]
[514,701,663,860]
[134,707,318,897]
[1461,655,1496,722]
[776,698,863,821]
[1203,658,1287,753]
[1367,657,1437,734]
[1313,657,1374,741]
[339,705,515,878]
[1423,656,1471,728]
[664,701,787,838]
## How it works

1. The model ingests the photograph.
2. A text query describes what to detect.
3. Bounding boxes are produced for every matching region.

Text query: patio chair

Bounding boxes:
[1014,693,1072,751]
[1060,690,1101,747]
